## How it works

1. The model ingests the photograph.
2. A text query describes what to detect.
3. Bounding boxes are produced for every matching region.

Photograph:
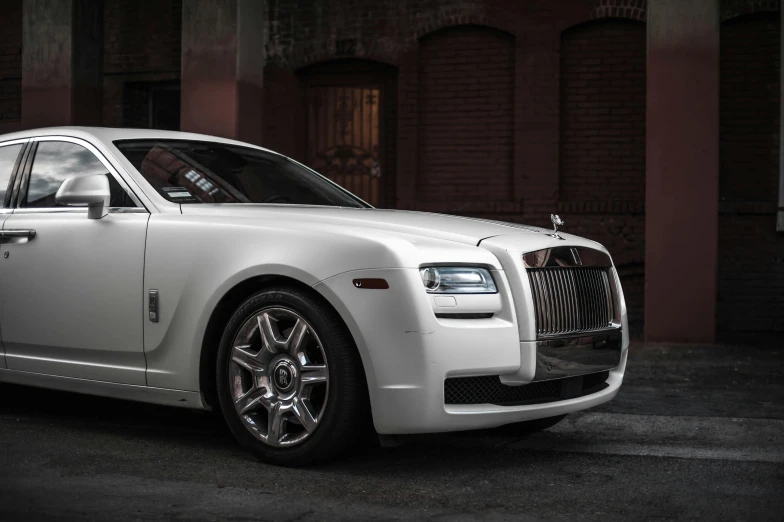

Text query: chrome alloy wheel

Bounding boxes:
[228,307,329,447]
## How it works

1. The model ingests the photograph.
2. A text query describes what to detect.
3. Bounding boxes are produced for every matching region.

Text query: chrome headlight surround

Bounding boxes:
[419,266,498,294]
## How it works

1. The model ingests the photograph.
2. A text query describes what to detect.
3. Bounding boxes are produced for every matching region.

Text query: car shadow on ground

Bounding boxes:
[0,381,552,474]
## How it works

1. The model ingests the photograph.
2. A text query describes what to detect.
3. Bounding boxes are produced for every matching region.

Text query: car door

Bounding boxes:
[0,138,28,370]
[0,136,150,385]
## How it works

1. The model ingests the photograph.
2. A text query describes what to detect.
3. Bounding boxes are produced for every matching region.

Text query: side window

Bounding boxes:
[25,141,137,208]
[0,143,24,207]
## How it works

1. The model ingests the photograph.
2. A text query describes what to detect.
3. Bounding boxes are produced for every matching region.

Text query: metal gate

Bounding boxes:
[305,85,383,206]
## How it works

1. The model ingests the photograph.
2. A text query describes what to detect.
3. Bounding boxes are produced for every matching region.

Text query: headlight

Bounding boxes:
[419,267,497,294]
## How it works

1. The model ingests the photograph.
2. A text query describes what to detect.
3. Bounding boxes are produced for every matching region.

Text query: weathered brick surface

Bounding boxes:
[721,0,780,20]
[103,0,182,75]
[719,12,783,341]
[0,0,22,123]
[559,19,646,204]
[417,26,514,202]
[592,0,647,21]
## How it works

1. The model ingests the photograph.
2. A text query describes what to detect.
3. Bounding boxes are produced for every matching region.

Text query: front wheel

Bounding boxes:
[216,286,368,466]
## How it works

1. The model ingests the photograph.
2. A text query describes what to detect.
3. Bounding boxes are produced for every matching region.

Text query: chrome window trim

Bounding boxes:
[0,138,30,148]
[20,136,149,213]
[11,207,148,215]
[0,139,29,210]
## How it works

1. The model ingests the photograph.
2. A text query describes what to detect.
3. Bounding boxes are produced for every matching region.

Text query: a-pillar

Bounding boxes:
[180,0,264,145]
[21,0,103,128]
[645,0,720,342]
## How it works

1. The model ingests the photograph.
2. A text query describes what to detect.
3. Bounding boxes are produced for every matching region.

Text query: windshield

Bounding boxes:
[113,139,369,208]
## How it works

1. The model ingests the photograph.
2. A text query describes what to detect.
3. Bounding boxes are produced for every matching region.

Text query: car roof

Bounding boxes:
[0,126,280,155]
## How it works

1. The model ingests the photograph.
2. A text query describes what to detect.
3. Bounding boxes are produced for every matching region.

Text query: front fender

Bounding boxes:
[142,214,413,391]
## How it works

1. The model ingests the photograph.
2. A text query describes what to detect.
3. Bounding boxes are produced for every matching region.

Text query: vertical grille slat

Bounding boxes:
[545,270,556,333]
[588,269,599,329]
[551,270,562,333]
[602,271,614,322]
[567,270,579,332]
[527,266,616,337]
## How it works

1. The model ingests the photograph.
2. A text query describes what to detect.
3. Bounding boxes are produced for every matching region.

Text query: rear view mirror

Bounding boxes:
[55,174,111,219]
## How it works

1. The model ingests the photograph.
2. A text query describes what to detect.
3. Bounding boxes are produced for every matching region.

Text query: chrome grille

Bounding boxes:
[527,267,615,336]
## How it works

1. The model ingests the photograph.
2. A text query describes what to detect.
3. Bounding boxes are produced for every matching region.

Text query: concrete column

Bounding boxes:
[181,0,264,144]
[21,0,103,128]
[645,0,720,342]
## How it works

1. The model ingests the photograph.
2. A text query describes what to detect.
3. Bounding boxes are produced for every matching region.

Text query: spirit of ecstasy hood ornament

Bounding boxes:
[547,214,565,240]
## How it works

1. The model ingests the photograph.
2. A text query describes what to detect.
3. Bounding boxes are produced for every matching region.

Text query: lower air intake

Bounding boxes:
[444,371,609,406]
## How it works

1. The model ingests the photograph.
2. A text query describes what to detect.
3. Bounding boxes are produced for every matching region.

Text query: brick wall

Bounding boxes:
[104,0,182,75]
[718,12,783,341]
[103,0,182,127]
[559,19,646,203]
[417,26,514,202]
[559,18,647,336]
[0,0,22,129]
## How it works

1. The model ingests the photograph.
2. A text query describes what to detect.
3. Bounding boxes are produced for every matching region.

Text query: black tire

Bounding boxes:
[496,414,568,436]
[216,285,369,466]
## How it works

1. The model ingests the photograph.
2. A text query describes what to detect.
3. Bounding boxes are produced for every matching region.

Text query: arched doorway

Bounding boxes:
[297,60,397,208]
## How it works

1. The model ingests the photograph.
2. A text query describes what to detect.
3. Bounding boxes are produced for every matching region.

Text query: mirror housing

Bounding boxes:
[55,174,111,219]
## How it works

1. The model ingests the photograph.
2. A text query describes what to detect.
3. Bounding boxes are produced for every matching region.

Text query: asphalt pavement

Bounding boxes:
[1,342,782,521]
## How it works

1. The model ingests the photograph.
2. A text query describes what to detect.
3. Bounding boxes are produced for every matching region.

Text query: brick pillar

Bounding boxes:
[645,0,720,342]
[396,48,418,210]
[515,31,560,221]
[21,0,103,128]
[181,0,264,145]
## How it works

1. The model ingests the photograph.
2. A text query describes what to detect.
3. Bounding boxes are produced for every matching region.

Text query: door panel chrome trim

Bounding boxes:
[0,368,207,410]
[4,351,147,386]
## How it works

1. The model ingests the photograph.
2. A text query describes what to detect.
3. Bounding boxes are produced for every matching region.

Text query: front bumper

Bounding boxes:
[314,265,629,435]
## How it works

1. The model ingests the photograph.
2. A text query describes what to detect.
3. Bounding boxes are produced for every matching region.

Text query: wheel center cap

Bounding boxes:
[272,360,297,392]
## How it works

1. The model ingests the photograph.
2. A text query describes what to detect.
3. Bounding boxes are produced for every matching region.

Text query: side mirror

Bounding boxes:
[55,174,111,219]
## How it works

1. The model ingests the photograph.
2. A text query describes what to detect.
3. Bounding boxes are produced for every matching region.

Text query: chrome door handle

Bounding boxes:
[0,229,36,243]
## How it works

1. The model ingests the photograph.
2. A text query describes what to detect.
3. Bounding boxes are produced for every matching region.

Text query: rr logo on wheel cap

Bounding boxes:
[273,362,295,391]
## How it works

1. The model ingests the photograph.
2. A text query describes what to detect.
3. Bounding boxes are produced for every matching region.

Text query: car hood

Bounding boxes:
[180,204,556,245]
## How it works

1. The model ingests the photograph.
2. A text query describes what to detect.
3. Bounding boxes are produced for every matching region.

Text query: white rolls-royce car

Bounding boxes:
[0,127,628,466]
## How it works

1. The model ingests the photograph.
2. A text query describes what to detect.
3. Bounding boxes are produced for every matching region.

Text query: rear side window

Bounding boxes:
[25,141,137,208]
[0,143,23,207]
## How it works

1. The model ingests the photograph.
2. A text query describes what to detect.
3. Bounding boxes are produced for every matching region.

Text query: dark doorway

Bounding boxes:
[124,80,181,131]
[298,60,397,207]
